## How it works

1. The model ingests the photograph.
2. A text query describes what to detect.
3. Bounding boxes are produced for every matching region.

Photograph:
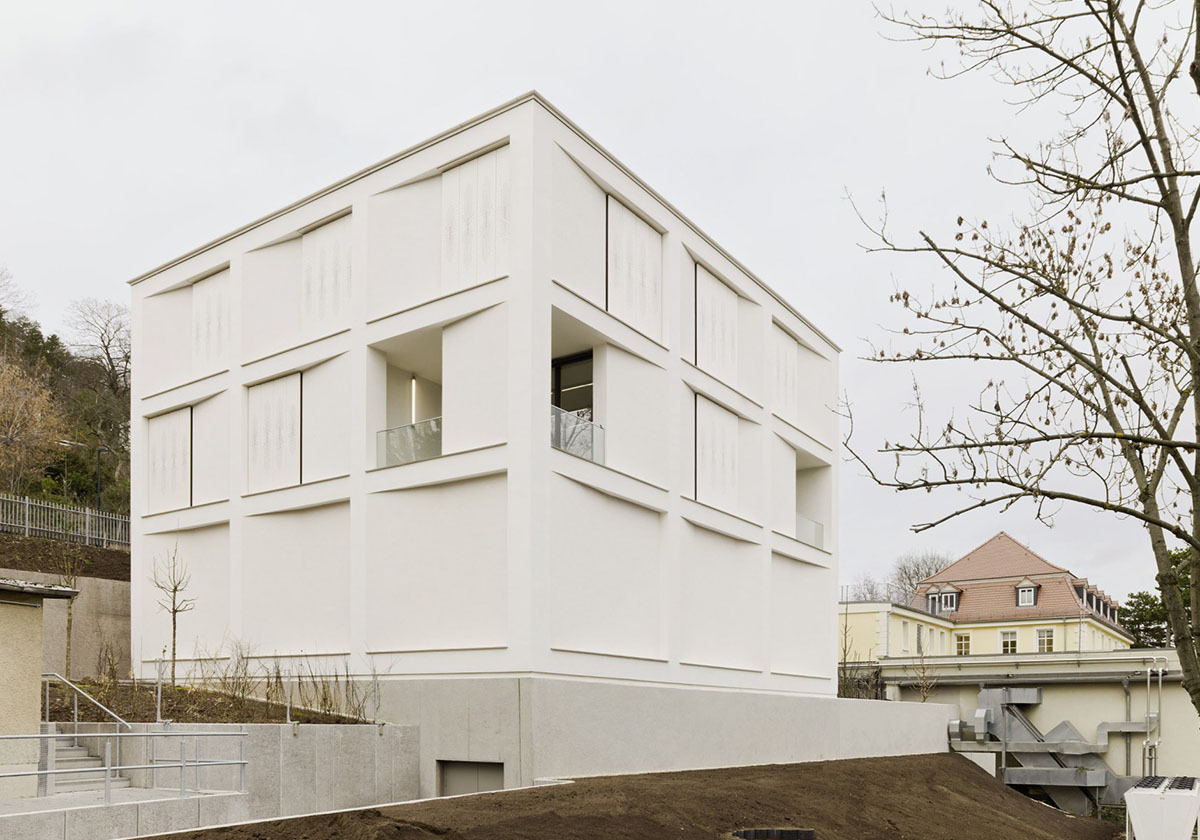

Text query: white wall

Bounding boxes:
[695,264,738,385]
[548,477,663,660]
[550,149,606,305]
[596,344,669,486]
[246,373,301,493]
[694,396,739,512]
[441,305,507,453]
[364,475,507,654]
[192,392,230,505]
[301,354,352,482]
[606,197,662,342]
[140,524,231,661]
[679,524,762,671]
[241,502,351,654]
[367,177,441,318]
[441,146,511,294]
[146,407,191,513]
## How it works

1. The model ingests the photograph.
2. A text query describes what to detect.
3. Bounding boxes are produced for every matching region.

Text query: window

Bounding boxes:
[940,631,946,654]
[551,351,594,414]
[927,594,939,614]
[955,633,971,656]
[1000,631,1017,655]
[941,592,958,611]
[1037,629,1054,653]
[916,625,924,654]
[1017,586,1035,607]
[901,620,910,651]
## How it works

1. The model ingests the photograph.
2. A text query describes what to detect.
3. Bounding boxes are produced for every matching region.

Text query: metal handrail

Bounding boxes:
[1,729,248,804]
[42,672,130,731]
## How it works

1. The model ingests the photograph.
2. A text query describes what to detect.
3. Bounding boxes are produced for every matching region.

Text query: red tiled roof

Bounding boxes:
[908,532,1130,637]
[923,532,1071,582]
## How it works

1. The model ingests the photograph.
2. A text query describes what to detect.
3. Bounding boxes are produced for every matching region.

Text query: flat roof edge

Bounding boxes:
[128,91,840,352]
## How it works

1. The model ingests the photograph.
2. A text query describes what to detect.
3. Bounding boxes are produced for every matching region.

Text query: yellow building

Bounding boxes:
[841,532,1133,663]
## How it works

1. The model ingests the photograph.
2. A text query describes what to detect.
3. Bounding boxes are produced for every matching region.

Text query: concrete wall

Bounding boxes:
[0,791,247,840]
[377,674,953,797]
[0,568,131,680]
[0,592,42,798]
[74,722,419,821]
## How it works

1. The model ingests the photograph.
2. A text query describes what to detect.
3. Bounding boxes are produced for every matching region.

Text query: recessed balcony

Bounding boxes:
[551,405,605,464]
[377,417,442,467]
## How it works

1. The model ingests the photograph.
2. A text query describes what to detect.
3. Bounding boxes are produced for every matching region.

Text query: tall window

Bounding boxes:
[901,620,910,651]
[551,351,593,415]
[1000,631,1017,655]
[1037,628,1054,653]
[1018,586,1035,606]
[955,633,971,656]
[927,594,939,614]
[916,625,924,655]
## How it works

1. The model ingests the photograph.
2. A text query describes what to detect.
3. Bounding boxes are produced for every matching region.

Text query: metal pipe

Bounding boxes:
[104,740,111,805]
[1123,678,1131,777]
[73,694,78,747]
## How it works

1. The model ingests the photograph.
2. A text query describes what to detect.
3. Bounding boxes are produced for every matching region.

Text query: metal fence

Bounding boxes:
[0,493,129,549]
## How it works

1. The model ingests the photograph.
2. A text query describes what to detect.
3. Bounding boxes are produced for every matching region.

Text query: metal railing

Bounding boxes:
[0,730,247,804]
[376,417,442,467]
[0,493,129,548]
[550,405,605,464]
[795,513,824,550]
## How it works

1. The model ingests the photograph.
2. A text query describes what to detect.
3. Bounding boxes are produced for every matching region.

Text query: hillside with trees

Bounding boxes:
[0,268,129,514]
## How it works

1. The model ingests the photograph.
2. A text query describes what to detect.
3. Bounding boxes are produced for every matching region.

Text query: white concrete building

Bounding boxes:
[131,93,948,796]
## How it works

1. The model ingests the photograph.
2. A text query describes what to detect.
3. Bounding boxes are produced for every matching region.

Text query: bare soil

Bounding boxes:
[145,753,1120,840]
[0,531,130,581]
[47,680,359,725]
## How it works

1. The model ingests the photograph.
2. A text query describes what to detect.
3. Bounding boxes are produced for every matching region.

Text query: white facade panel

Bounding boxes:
[146,407,191,514]
[768,435,797,535]
[246,373,301,493]
[141,524,230,666]
[364,475,507,652]
[367,178,441,318]
[301,355,352,482]
[441,146,511,293]
[769,324,801,426]
[441,305,507,453]
[241,239,301,361]
[695,265,738,386]
[241,502,351,653]
[142,286,192,394]
[300,214,353,338]
[606,197,663,341]
[598,345,669,486]
[695,395,738,513]
[551,150,606,305]
[191,393,229,506]
[796,342,836,444]
[190,269,229,377]
[680,525,762,671]
[771,556,833,677]
[548,477,663,660]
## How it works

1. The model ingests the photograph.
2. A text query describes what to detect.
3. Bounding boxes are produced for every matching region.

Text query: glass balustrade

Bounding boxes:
[377,417,442,467]
[550,405,605,464]
[795,513,824,550]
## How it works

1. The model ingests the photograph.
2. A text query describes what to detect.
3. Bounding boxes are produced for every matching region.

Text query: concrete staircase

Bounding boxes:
[44,737,129,794]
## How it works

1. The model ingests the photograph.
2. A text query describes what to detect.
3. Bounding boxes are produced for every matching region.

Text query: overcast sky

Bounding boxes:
[0,1,1156,599]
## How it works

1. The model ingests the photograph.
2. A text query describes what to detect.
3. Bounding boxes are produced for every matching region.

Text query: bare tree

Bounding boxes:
[906,629,940,703]
[0,267,32,318]
[838,607,883,699]
[152,544,195,687]
[46,539,89,679]
[0,359,65,493]
[846,1,1200,722]
[890,551,954,604]
[67,299,130,400]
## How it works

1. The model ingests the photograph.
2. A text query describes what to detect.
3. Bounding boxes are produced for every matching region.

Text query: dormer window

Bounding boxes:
[927,594,939,614]
[941,592,958,611]
[1017,586,1036,607]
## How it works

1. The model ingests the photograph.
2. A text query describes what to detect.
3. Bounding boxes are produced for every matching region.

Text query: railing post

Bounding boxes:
[84,509,91,547]
[44,679,49,724]
[104,740,112,805]
[286,671,292,724]
[239,736,246,793]
[179,735,186,798]
[73,694,78,747]
[194,736,201,792]
[23,496,29,536]
[152,735,158,789]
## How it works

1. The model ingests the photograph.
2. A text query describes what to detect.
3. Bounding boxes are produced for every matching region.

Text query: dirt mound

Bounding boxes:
[0,531,129,581]
[146,753,1120,840]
